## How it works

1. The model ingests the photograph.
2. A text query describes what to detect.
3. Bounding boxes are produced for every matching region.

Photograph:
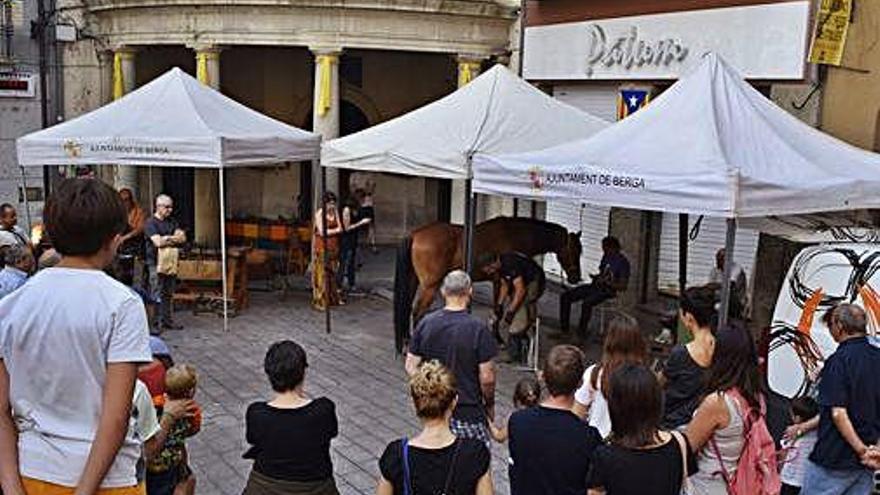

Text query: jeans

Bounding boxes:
[148,264,177,328]
[559,283,614,335]
[801,459,873,495]
[338,242,357,289]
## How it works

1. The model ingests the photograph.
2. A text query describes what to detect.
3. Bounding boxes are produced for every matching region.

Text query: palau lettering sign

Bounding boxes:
[524,1,810,80]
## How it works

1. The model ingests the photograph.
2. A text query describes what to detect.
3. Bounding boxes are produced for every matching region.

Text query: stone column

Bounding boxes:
[311,47,342,208]
[113,46,138,193]
[450,55,484,225]
[193,45,222,247]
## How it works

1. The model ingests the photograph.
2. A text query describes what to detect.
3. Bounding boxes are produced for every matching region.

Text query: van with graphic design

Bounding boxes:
[767,243,880,399]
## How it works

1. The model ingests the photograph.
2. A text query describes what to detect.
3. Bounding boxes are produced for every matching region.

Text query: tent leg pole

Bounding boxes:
[320,159,331,334]
[19,167,32,235]
[219,168,229,332]
[718,218,737,329]
[464,178,475,275]
[678,213,688,297]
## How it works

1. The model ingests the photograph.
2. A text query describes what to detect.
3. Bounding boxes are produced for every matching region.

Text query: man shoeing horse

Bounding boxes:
[481,251,546,364]
[393,217,581,354]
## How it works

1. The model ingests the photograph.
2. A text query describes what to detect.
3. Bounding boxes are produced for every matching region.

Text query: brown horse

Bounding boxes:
[393,217,583,353]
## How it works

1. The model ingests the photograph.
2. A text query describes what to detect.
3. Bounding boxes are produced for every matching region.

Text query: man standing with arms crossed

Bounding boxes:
[144,194,186,333]
[406,270,498,444]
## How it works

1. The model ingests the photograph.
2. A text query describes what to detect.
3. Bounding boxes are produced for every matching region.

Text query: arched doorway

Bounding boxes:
[338,100,371,202]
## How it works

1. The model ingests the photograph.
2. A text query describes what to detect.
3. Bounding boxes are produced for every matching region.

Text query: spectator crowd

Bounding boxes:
[0,178,878,495]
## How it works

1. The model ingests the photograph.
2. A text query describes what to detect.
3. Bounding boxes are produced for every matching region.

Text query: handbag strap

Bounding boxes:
[441,439,463,495]
[402,438,413,495]
[671,431,692,493]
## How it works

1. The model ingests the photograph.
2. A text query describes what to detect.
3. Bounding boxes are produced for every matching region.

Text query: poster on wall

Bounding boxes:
[767,243,880,399]
[808,0,852,66]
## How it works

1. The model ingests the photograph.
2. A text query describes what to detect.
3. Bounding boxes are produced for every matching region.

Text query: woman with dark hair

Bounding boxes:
[662,286,717,429]
[573,314,649,438]
[588,364,694,495]
[685,322,765,495]
[312,192,344,310]
[377,361,492,495]
[243,341,339,495]
[338,191,371,293]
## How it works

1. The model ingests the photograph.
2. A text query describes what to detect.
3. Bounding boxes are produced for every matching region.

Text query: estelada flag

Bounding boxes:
[617,88,651,120]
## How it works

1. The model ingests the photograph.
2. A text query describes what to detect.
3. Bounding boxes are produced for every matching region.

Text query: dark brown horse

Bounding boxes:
[393,217,583,353]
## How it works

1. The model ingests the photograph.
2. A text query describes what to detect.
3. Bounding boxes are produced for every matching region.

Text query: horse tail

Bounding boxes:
[393,235,416,355]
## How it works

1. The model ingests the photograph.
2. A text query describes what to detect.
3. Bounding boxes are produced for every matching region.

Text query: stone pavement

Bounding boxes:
[162,288,535,495]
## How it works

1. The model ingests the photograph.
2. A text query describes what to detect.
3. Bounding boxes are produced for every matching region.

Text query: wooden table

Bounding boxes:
[174,246,251,316]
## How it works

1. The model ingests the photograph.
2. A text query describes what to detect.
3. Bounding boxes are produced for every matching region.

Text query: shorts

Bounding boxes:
[450,417,491,445]
[22,477,144,495]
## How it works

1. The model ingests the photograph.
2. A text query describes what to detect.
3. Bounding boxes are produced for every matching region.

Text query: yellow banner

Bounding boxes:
[316,54,337,117]
[112,52,124,100]
[808,0,852,66]
[196,52,210,86]
[457,61,480,88]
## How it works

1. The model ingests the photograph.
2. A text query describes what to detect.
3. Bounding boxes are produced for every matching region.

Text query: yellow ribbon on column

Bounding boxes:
[112,52,124,100]
[316,54,337,117]
[196,51,210,86]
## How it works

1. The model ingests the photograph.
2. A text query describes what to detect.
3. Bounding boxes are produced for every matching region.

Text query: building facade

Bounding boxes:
[520,0,816,315]
[57,0,517,245]
[1,0,50,232]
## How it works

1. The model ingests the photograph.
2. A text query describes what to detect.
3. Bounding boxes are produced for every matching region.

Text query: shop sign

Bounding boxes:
[524,1,810,80]
[0,72,36,98]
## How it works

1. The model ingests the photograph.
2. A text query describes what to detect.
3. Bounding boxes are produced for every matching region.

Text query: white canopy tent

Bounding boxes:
[16,67,321,330]
[322,64,609,267]
[473,53,880,325]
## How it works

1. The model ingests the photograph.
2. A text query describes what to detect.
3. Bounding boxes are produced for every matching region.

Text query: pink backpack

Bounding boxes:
[710,388,781,495]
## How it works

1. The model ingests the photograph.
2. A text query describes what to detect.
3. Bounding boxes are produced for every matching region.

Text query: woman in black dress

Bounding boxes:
[377,361,493,495]
[588,364,694,495]
[242,341,339,495]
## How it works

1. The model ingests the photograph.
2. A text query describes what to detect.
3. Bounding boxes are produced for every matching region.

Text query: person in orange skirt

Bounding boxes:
[312,192,344,311]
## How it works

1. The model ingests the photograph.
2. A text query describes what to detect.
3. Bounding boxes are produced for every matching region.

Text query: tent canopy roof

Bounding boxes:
[17,67,320,168]
[321,64,609,179]
[473,54,880,218]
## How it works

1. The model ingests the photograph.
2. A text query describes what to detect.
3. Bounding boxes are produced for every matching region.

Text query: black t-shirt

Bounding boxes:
[587,436,696,495]
[243,398,338,482]
[410,309,498,422]
[508,406,602,495]
[143,216,180,265]
[379,438,489,495]
[811,337,880,470]
[499,252,543,286]
[662,345,708,429]
[341,205,361,250]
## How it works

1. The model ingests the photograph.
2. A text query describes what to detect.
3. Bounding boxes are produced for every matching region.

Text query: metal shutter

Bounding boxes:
[543,84,617,281]
[657,214,760,295]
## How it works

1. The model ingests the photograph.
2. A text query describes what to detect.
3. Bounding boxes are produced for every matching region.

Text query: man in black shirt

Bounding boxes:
[560,236,630,338]
[482,251,546,363]
[144,194,186,333]
[509,345,601,495]
[405,270,498,444]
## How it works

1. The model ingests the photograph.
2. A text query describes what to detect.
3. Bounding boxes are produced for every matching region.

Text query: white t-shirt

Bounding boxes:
[574,364,611,438]
[0,267,152,488]
[131,379,160,483]
[780,430,817,488]
[0,225,28,248]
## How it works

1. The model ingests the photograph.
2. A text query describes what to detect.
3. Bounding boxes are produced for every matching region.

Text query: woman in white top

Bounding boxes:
[573,314,648,438]
[686,322,764,495]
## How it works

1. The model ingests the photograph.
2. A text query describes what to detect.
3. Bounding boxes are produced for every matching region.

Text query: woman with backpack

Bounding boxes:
[377,360,493,495]
[685,322,780,495]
